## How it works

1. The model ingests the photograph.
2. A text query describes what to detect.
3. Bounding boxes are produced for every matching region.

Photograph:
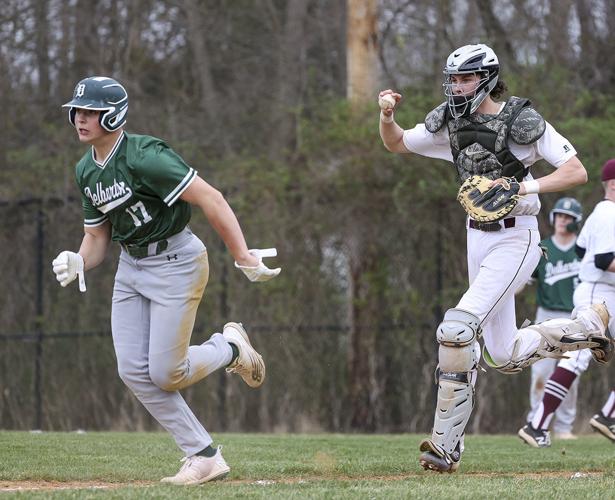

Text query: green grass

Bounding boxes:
[1,432,614,498]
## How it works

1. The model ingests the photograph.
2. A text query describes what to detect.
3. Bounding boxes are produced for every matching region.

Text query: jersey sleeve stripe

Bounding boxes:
[84,215,108,227]
[164,168,197,206]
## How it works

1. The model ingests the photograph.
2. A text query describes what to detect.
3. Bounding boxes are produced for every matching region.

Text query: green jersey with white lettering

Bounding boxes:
[75,133,197,246]
[534,236,580,311]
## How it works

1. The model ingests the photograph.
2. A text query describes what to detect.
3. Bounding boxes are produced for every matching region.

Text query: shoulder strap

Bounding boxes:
[506,97,546,145]
[425,102,449,133]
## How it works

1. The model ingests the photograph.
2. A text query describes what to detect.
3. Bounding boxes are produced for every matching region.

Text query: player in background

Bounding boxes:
[519,160,615,446]
[379,43,613,472]
[517,198,589,447]
[52,76,281,485]
[583,160,615,443]
[530,159,615,445]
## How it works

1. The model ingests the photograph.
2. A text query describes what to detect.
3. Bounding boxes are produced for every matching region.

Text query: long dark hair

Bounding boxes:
[490,79,508,99]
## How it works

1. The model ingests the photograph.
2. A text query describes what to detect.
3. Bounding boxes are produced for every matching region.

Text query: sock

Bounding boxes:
[531,367,577,430]
[601,389,615,418]
[227,342,239,366]
[196,445,217,458]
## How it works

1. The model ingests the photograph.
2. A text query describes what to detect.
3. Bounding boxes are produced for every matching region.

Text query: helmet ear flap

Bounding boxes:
[98,104,128,132]
[98,110,110,131]
[68,107,76,126]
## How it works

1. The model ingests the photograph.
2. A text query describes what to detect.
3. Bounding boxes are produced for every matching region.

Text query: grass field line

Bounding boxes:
[0,471,605,492]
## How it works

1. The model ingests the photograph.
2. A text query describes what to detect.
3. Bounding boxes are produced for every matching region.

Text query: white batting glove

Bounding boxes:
[52,251,86,292]
[235,248,281,282]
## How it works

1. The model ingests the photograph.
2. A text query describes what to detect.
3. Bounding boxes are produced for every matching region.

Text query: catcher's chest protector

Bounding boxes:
[425,97,546,183]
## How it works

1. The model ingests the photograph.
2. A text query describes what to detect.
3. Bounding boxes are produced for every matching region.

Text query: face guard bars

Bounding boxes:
[443,68,499,119]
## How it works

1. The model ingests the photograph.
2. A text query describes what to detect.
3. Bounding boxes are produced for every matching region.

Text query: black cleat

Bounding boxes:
[589,413,615,443]
[419,439,461,473]
[518,424,551,448]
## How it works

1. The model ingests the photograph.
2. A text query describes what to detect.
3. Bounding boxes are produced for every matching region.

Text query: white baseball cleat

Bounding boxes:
[223,322,266,388]
[160,447,230,485]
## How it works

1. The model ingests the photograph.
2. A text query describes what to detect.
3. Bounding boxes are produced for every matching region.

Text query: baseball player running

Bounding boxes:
[379,43,612,472]
[52,76,281,485]
[518,197,588,446]
[574,159,615,443]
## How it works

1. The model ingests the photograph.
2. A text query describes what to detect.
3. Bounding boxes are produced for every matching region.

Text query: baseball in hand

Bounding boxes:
[378,94,396,110]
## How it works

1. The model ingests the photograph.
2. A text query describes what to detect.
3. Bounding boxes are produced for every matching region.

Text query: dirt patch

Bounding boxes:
[0,472,605,491]
[0,480,153,492]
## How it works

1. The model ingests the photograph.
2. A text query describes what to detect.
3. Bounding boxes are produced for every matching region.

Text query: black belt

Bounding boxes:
[469,218,516,232]
[122,239,168,258]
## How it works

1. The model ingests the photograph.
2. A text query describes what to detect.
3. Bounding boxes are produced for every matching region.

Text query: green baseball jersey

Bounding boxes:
[75,133,197,246]
[534,237,580,311]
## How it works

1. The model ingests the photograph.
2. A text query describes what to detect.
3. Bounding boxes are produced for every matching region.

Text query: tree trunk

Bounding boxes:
[474,0,517,70]
[546,0,573,69]
[34,0,50,115]
[73,0,99,79]
[346,235,384,430]
[346,0,378,104]
[268,0,309,158]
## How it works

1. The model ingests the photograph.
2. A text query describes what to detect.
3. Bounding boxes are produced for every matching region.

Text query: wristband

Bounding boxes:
[380,111,394,124]
[522,179,540,194]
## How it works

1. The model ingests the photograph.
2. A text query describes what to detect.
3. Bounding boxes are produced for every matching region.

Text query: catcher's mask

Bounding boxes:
[550,197,583,233]
[62,76,128,132]
[443,44,499,119]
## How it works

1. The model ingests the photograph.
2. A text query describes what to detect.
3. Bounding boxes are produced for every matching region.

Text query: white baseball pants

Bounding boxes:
[457,219,544,365]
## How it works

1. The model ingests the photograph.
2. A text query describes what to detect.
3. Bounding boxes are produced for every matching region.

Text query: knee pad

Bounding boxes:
[436,309,481,373]
[439,342,481,373]
[437,308,480,347]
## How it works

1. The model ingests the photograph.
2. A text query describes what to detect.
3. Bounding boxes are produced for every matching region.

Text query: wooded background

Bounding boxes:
[1,0,615,435]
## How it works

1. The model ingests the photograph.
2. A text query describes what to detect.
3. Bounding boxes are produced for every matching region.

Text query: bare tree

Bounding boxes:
[268,0,309,156]
[347,0,379,103]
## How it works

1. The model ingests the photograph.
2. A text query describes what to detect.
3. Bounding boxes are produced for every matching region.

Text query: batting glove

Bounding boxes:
[235,248,281,282]
[52,251,86,292]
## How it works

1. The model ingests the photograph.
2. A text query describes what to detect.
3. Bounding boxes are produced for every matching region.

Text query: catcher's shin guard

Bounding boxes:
[430,370,474,456]
[427,308,480,461]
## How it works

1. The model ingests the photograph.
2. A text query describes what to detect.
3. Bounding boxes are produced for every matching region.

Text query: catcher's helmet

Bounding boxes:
[549,197,583,227]
[443,43,499,119]
[62,76,128,132]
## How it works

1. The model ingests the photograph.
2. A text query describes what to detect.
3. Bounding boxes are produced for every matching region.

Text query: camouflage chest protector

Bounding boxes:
[425,96,546,183]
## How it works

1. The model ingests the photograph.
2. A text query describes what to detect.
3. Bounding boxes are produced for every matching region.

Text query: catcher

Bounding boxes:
[378,43,613,473]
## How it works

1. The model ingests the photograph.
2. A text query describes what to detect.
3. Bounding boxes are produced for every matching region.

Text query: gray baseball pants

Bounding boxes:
[111,228,232,456]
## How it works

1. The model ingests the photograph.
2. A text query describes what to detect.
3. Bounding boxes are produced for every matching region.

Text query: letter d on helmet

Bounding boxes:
[62,76,128,132]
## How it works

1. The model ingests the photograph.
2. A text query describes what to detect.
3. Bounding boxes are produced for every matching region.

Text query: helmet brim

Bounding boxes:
[61,100,114,111]
[551,209,582,222]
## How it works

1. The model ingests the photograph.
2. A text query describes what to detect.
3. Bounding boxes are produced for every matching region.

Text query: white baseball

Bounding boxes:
[378,94,396,110]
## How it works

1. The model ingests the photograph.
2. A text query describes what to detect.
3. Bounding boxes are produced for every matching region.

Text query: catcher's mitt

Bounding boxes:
[457,175,521,222]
